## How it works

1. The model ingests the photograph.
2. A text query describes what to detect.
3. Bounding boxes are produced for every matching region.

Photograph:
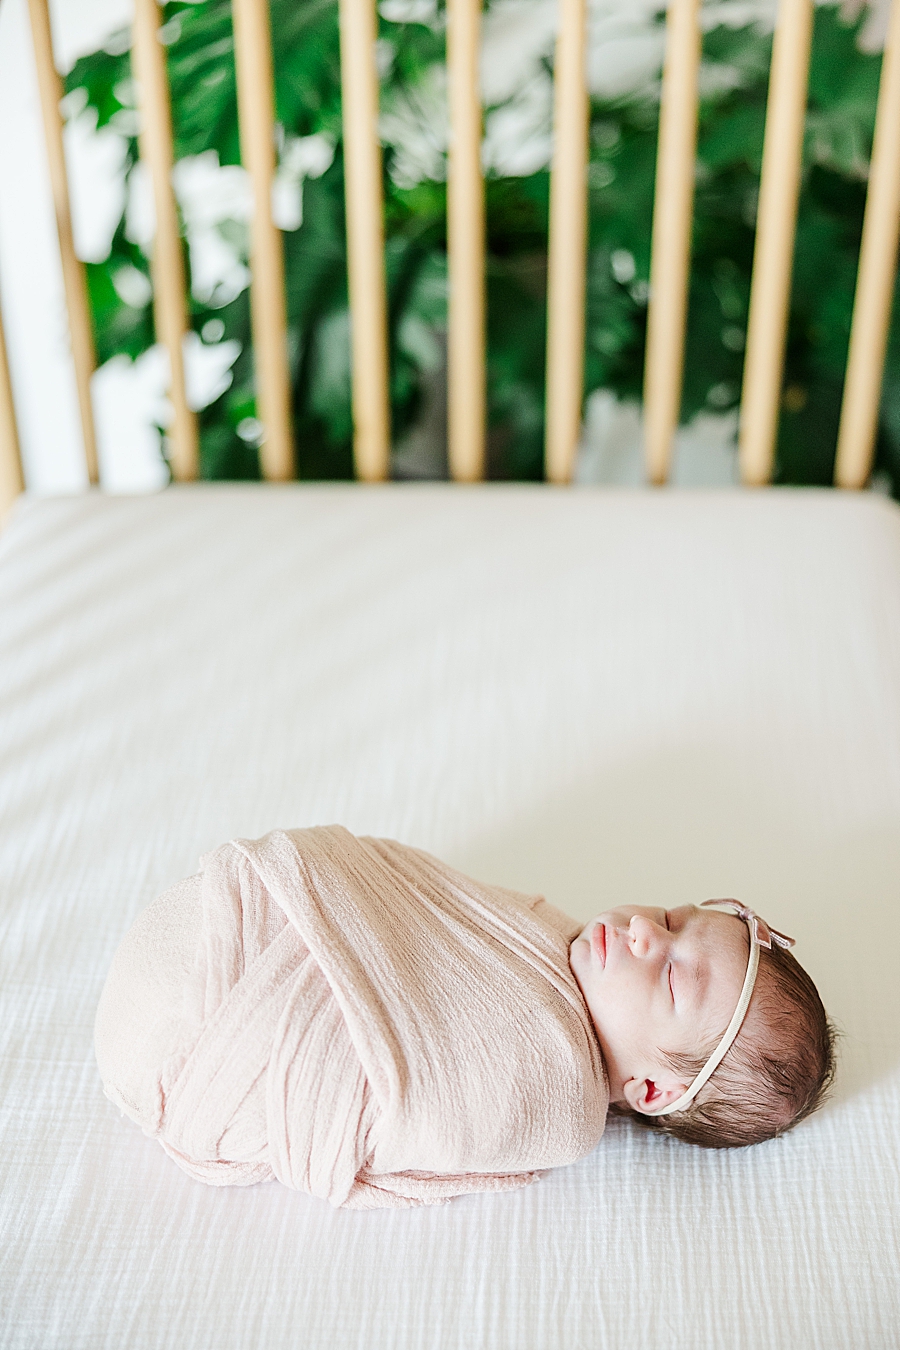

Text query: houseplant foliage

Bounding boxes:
[67,0,900,487]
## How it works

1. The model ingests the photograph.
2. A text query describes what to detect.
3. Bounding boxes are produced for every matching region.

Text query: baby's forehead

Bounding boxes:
[673,906,751,1023]
[680,904,746,939]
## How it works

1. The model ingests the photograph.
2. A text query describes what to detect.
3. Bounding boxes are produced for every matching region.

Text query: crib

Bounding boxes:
[1,1,900,1347]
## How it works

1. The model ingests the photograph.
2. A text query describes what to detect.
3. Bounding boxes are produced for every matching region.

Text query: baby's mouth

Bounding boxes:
[592,921,607,966]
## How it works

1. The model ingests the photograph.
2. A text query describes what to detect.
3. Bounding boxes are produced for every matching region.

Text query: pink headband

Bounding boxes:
[648,899,795,1117]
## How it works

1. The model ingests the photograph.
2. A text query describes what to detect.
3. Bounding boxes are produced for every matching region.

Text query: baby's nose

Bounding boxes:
[628,914,664,956]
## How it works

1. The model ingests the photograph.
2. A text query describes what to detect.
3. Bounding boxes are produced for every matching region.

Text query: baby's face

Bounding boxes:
[569,905,749,1112]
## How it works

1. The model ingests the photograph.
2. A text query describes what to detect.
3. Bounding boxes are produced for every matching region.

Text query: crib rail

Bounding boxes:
[642,0,701,487]
[26,0,99,487]
[0,282,23,518]
[835,0,900,490]
[1,0,897,502]
[738,0,814,486]
[132,0,198,481]
[544,0,589,486]
[340,0,391,482]
[231,0,294,480]
[447,0,487,483]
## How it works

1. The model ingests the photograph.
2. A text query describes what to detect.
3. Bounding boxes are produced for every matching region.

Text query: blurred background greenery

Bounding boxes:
[66,0,900,489]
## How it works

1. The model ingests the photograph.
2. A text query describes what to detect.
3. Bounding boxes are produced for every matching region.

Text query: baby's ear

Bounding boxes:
[623,1073,688,1115]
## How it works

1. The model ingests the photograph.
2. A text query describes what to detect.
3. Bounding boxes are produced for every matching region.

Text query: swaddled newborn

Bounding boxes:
[96,826,834,1207]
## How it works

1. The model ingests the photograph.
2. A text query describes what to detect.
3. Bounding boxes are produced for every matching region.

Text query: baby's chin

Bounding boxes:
[567,925,594,988]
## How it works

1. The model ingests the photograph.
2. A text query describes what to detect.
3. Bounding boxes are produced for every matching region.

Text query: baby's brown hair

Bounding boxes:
[638,940,837,1148]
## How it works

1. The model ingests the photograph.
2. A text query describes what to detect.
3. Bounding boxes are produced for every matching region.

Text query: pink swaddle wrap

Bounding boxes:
[97,826,608,1208]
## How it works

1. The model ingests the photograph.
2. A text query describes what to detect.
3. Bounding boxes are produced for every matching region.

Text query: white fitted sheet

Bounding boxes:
[1,483,899,1350]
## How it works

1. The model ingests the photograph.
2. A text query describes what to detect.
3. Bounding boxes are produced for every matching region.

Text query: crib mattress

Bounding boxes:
[1,483,898,1350]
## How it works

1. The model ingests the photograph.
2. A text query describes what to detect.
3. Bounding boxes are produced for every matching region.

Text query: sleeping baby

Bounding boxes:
[95,825,835,1207]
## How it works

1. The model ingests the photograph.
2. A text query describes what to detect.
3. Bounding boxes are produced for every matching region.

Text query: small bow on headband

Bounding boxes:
[701,899,796,951]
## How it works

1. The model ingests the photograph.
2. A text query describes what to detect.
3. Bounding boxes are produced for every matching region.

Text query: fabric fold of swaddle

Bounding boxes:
[100,826,608,1208]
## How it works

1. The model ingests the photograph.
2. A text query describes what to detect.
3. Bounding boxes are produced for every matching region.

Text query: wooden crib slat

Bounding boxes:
[834,0,900,490]
[231,0,293,480]
[738,0,813,486]
[0,288,25,519]
[544,0,588,486]
[27,0,99,486]
[339,0,391,482]
[643,0,702,486]
[447,0,486,483]
[132,0,198,482]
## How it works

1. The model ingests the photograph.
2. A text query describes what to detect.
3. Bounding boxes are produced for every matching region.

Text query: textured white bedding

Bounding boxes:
[1,484,899,1349]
